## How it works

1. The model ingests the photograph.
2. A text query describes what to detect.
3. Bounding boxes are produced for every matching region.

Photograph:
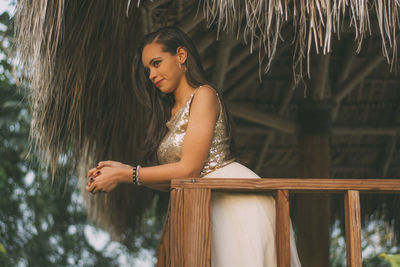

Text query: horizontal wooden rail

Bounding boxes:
[165,178,400,267]
[171,178,400,193]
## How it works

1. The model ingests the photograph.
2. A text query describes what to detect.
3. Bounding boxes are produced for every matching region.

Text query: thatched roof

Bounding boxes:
[15,0,400,242]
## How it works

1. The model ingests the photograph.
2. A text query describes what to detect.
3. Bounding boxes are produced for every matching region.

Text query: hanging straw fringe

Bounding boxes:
[14,0,158,240]
[202,0,400,81]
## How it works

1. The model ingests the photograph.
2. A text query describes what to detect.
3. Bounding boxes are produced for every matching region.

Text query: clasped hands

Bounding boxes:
[86,160,132,195]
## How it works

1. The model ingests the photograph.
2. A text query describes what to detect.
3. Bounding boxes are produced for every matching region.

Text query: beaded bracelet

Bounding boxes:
[132,165,142,186]
[136,165,142,186]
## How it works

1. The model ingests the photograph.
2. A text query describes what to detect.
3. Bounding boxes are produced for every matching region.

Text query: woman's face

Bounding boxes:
[142,42,186,94]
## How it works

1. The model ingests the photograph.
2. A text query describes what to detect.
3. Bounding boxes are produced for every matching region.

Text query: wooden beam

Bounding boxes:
[178,9,204,33]
[226,38,291,99]
[196,33,216,54]
[236,125,277,135]
[380,136,397,177]
[228,42,260,71]
[140,8,150,34]
[334,55,384,102]
[202,55,214,70]
[225,54,259,90]
[332,55,385,120]
[236,125,399,136]
[170,178,400,193]
[177,0,184,21]
[312,54,331,100]
[332,127,399,136]
[255,83,295,173]
[276,190,291,267]
[344,190,362,267]
[227,101,297,134]
[337,40,356,84]
[143,0,169,10]
[226,67,259,100]
[378,97,400,177]
[212,34,235,91]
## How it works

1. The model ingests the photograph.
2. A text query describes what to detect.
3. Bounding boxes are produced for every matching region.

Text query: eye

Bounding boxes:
[153,60,161,67]
[143,67,150,76]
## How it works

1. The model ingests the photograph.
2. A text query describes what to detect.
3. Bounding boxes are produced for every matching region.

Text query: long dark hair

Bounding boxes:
[133,26,235,165]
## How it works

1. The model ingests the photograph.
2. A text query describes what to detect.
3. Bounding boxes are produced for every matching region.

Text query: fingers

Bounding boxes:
[96,160,114,169]
[87,167,97,178]
[86,178,107,195]
[86,181,100,194]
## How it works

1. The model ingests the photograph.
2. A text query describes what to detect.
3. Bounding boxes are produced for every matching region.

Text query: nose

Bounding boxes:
[149,68,156,82]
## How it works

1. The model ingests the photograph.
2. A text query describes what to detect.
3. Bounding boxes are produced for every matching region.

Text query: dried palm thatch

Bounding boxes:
[14,0,165,240]
[202,0,400,81]
[14,0,400,242]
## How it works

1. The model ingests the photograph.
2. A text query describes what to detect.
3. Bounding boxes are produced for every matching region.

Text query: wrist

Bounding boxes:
[119,168,133,183]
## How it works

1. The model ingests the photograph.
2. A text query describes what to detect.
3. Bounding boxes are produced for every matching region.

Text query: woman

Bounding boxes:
[86,26,301,267]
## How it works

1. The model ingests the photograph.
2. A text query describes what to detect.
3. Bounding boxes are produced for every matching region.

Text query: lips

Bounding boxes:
[155,79,164,87]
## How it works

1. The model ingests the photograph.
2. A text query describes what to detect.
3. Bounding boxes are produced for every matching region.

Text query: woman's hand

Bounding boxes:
[86,160,132,179]
[86,166,123,194]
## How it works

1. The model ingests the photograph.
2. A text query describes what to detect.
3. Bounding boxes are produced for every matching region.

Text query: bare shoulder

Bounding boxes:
[190,85,219,115]
[193,85,219,105]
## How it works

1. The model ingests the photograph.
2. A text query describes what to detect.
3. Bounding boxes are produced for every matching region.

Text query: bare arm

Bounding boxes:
[87,86,219,192]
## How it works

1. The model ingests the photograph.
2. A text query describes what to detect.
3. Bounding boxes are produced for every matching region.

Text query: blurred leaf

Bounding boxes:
[0,242,6,254]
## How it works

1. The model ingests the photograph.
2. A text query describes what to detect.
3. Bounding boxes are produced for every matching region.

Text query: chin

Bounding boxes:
[159,85,174,94]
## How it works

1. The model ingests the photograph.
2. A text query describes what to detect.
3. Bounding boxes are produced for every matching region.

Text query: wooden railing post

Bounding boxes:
[344,190,362,267]
[183,188,211,267]
[170,188,184,266]
[170,187,211,267]
[276,189,291,267]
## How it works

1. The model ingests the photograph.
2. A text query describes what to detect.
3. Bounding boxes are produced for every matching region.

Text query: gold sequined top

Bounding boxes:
[157,87,234,177]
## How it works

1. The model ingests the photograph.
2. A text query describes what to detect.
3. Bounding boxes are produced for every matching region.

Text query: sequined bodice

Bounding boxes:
[157,88,234,177]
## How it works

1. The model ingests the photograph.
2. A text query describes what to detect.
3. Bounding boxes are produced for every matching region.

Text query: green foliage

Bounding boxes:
[380,253,400,267]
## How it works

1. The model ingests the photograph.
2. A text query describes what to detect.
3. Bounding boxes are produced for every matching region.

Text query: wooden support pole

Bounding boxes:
[344,190,362,267]
[183,188,211,267]
[276,189,291,267]
[295,101,332,267]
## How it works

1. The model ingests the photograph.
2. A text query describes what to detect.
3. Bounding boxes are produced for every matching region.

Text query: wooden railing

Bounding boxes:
[160,178,400,267]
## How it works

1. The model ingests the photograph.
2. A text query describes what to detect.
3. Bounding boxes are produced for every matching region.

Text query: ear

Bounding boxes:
[176,46,187,64]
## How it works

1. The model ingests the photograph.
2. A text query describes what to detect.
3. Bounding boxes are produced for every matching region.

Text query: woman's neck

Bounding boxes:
[173,77,196,106]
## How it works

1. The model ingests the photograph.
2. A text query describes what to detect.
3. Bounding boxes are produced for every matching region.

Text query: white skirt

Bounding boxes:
[203,162,302,267]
